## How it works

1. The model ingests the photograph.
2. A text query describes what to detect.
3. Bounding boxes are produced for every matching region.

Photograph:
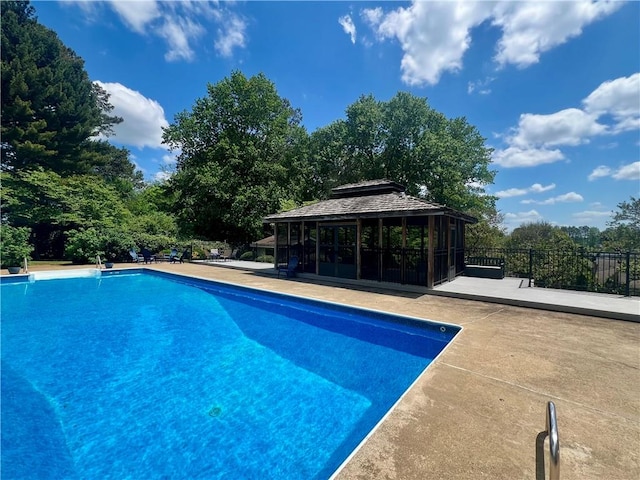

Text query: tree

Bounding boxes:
[162,71,310,243]
[1,169,130,258]
[602,197,640,251]
[504,222,596,289]
[1,0,122,174]
[560,225,602,249]
[309,91,497,215]
[466,211,506,249]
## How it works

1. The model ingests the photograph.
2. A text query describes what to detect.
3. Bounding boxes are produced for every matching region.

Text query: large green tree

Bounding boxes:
[0,1,156,261]
[308,92,497,216]
[162,71,310,243]
[1,168,130,258]
[602,197,640,251]
[1,0,122,174]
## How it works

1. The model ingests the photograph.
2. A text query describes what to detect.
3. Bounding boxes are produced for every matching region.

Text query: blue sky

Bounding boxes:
[33,1,639,231]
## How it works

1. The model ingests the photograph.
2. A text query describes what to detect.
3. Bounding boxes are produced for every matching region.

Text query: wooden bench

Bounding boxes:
[464,256,505,279]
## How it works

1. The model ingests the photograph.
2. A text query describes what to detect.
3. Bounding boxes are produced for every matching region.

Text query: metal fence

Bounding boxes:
[465,248,640,296]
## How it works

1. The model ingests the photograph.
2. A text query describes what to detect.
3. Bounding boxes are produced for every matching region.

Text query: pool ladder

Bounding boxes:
[536,401,560,480]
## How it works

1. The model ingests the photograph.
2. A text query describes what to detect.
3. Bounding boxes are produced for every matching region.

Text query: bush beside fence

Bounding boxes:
[465,248,639,296]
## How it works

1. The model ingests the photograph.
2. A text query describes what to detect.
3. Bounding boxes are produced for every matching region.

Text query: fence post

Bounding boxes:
[625,251,631,297]
[528,248,534,287]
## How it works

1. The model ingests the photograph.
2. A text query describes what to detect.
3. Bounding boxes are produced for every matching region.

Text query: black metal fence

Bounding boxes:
[465,248,640,296]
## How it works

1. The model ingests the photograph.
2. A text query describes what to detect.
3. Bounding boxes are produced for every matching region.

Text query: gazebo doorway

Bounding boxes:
[318,223,357,279]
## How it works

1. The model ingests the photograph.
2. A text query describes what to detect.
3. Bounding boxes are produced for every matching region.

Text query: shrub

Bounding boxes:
[255,255,274,263]
[240,251,255,261]
[65,228,102,264]
[1,225,32,267]
[65,228,135,264]
[130,233,177,255]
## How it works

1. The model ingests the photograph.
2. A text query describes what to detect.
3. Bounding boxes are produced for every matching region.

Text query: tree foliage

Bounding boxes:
[308,92,497,216]
[602,197,640,251]
[163,71,310,243]
[559,225,601,249]
[1,1,122,175]
[0,224,32,267]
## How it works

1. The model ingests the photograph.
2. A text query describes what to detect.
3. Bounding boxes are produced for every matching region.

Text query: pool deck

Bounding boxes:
[5,262,640,479]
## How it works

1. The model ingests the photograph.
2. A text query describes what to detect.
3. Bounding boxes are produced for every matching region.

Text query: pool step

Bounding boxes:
[29,268,101,281]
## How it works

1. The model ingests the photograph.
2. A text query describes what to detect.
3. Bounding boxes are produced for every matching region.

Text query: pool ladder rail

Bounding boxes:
[536,401,560,480]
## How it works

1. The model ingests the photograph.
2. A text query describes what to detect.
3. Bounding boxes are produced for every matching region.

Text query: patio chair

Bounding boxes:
[129,248,139,263]
[277,256,299,278]
[141,248,154,264]
[178,248,190,264]
[210,248,220,261]
[169,248,180,263]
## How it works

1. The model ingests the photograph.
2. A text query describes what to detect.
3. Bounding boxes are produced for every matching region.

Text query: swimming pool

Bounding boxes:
[1,270,460,479]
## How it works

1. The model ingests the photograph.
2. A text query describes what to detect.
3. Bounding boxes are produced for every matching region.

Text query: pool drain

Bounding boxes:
[208,406,222,417]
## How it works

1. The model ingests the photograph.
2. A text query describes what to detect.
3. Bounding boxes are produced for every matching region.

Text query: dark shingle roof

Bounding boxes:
[330,179,405,198]
[264,190,476,223]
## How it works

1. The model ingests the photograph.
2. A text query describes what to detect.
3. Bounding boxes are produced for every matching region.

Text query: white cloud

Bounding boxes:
[154,171,172,182]
[108,0,160,34]
[492,1,623,68]
[467,76,495,95]
[510,109,606,148]
[583,73,640,134]
[521,192,584,205]
[363,1,493,85]
[529,183,556,193]
[497,73,640,168]
[492,146,564,168]
[612,161,640,181]
[503,209,543,229]
[95,81,169,149]
[158,16,204,61]
[162,153,178,167]
[571,210,613,226]
[495,187,528,198]
[339,15,357,44]
[361,7,383,27]
[70,0,246,61]
[359,1,621,86]
[588,165,612,181]
[495,182,555,198]
[588,161,640,181]
[214,14,247,58]
[572,210,612,219]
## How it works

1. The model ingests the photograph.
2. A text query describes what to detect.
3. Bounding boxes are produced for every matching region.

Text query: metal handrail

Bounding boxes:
[546,401,560,480]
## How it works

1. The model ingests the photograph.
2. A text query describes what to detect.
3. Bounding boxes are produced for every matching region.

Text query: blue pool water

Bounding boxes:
[1,271,460,479]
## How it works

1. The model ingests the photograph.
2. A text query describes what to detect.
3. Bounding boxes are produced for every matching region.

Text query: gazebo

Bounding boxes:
[263,179,477,288]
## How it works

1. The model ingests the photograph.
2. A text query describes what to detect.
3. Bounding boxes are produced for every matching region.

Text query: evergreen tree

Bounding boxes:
[1,0,122,174]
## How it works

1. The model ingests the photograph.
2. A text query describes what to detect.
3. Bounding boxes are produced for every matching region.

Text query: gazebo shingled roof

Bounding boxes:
[264,179,477,223]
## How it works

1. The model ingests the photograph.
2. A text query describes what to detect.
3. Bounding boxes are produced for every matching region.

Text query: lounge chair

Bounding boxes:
[277,256,299,278]
[129,248,139,263]
[210,249,220,261]
[170,248,189,264]
[178,248,190,263]
[141,248,154,264]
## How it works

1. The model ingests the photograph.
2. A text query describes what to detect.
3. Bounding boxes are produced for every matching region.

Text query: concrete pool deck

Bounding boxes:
[5,262,640,479]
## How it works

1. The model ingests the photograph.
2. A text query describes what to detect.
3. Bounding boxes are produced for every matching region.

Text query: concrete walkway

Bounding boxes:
[432,276,640,322]
[4,262,640,479]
